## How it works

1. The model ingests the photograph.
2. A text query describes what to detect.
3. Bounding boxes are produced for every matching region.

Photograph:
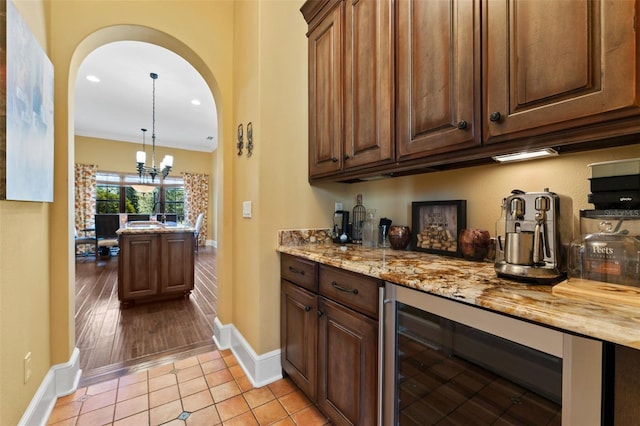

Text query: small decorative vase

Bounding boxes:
[388,226,411,250]
[459,229,491,260]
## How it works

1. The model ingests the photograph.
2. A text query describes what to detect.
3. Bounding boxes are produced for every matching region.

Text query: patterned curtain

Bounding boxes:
[74,164,98,253]
[183,172,209,247]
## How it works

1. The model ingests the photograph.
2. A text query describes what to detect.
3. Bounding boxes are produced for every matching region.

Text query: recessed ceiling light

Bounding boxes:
[86,75,100,83]
[191,99,201,106]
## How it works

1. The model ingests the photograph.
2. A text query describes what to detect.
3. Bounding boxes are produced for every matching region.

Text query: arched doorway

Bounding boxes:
[69,27,222,379]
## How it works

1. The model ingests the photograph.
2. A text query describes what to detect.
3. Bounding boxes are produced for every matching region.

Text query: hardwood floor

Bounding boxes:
[75,246,217,386]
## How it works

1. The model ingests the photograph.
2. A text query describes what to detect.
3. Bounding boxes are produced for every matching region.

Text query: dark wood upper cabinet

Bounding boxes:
[343,0,394,170]
[305,0,393,179]
[303,0,640,182]
[396,0,481,160]
[307,1,343,178]
[483,0,640,144]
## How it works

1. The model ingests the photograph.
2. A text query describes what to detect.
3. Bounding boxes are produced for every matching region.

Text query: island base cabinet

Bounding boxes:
[280,280,318,400]
[118,232,194,306]
[160,232,195,294]
[317,297,378,426]
[118,234,160,302]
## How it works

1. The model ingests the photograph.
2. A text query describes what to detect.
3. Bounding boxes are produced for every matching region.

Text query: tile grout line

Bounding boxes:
[48,349,331,425]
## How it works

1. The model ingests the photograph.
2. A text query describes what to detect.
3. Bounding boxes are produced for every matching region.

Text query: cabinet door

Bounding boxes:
[484,0,640,144]
[308,2,344,178]
[118,234,159,301]
[281,280,318,400]
[397,0,480,160]
[159,232,194,295]
[343,0,394,170]
[318,297,378,425]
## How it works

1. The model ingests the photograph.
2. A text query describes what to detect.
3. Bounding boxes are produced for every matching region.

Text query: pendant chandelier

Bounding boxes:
[135,72,173,188]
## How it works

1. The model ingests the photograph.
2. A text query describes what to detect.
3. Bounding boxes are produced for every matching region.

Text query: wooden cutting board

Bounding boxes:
[552,278,640,307]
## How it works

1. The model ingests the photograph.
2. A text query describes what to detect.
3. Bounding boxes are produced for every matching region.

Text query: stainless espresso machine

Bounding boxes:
[495,189,572,283]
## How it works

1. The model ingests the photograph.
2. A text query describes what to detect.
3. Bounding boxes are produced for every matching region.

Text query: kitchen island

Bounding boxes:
[117,222,195,306]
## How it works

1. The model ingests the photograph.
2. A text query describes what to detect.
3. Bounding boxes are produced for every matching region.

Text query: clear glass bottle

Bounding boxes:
[362,209,378,248]
[495,198,506,263]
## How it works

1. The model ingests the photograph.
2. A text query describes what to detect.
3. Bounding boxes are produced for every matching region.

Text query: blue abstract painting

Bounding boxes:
[3,0,54,202]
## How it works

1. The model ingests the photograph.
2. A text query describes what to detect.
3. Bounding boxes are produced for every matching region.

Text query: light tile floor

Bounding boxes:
[47,349,332,426]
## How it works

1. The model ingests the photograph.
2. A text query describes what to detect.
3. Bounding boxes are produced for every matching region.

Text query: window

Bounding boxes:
[96,173,122,213]
[164,187,185,219]
[96,184,120,213]
[96,173,185,221]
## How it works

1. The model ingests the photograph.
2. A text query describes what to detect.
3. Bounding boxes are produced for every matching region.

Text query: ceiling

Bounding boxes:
[75,41,218,153]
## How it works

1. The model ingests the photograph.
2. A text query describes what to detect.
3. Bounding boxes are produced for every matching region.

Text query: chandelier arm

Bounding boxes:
[134,72,173,186]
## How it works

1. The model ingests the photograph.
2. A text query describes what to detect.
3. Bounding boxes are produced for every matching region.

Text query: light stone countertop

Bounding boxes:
[117,222,195,234]
[276,229,640,350]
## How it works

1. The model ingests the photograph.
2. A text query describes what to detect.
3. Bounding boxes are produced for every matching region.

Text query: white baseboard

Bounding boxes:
[206,239,217,248]
[213,317,282,388]
[213,317,233,349]
[19,347,82,426]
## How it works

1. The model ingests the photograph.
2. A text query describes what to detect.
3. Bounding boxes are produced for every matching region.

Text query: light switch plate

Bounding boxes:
[242,201,252,218]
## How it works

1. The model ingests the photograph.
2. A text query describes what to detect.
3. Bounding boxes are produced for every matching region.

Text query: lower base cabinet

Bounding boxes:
[280,254,381,425]
[281,280,318,400]
[614,345,640,425]
[317,297,378,425]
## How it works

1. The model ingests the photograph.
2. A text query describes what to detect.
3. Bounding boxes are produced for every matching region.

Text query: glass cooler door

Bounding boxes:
[393,303,562,425]
[382,283,606,426]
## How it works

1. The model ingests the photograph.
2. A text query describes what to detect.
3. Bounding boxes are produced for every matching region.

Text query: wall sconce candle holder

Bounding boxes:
[237,124,244,156]
[247,122,253,157]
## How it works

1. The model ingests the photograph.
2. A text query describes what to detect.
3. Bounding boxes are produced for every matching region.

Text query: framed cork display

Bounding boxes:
[411,200,467,257]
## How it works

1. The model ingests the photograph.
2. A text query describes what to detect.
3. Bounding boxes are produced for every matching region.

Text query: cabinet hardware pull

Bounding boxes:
[331,157,338,163]
[288,266,305,276]
[457,120,468,130]
[344,154,351,160]
[305,306,311,312]
[331,281,359,295]
[317,311,323,317]
[489,111,502,122]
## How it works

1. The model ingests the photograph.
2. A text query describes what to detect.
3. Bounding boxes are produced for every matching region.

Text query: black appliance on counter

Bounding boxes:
[588,158,640,209]
[333,210,350,243]
[575,159,640,287]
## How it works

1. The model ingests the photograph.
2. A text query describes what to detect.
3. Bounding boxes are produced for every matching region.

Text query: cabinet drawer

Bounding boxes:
[319,265,382,319]
[281,254,318,292]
